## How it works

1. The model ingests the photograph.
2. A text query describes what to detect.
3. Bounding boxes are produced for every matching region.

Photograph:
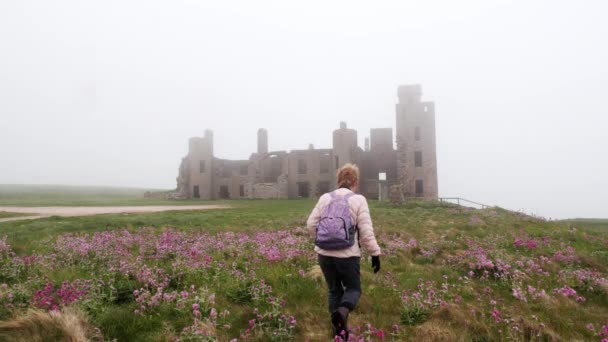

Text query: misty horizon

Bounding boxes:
[1,0,607,219]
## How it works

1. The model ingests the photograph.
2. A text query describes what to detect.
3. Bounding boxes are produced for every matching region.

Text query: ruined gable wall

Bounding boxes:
[213,159,250,199]
[287,149,334,198]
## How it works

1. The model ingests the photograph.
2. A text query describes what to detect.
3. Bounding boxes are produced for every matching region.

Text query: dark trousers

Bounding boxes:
[318,254,361,313]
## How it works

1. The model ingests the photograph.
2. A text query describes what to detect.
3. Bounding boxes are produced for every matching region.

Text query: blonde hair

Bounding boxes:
[336,163,359,189]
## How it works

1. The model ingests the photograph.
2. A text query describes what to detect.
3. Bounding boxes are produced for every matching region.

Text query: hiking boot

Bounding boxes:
[331,306,349,340]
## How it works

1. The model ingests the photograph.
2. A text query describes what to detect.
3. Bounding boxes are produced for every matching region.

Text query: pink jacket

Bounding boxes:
[306,188,381,258]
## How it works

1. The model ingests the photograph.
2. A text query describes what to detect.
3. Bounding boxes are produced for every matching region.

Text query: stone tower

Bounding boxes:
[188,130,214,200]
[395,85,438,199]
[257,128,268,155]
[332,121,358,169]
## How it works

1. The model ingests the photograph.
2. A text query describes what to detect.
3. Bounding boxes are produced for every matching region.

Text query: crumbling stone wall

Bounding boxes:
[168,157,190,199]
[250,179,288,199]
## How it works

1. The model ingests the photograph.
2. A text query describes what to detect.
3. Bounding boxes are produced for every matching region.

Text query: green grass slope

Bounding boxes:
[0,198,607,341]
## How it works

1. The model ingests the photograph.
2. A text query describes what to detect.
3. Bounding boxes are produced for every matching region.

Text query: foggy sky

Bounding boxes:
[1,0,607,219]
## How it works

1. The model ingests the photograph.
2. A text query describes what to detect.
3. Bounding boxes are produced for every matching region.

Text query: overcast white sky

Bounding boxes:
[1,0,607,218]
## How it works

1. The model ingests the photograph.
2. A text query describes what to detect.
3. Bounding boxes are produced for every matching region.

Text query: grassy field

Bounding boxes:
[0,199,307,255]
[0,186,607,341]
[563,219,608,232]
[0,212,30,219]
[0,184,187,206]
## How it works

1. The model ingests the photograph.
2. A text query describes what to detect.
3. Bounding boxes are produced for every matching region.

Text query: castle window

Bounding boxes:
[415,151,423,167]
[297,182,309,198]
[193,186,200,198]
[199,160,206,173]
[239,185,245,197]
[318,181,330,195]
[264,155,282,182]
[219,185,229,199]
[415,127,421,141]
[298,159,307,174]
[320,155,330,174]
[415,180,424,195]
[240,165,248,176]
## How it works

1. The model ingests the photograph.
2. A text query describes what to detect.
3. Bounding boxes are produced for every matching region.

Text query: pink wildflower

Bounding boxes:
[491,309,502,323]
[554,286,577,297]
[512,287,527,302]
[526,240,537,249]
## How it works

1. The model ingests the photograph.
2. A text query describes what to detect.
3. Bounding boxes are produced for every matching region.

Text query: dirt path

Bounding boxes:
[0,205,231,223]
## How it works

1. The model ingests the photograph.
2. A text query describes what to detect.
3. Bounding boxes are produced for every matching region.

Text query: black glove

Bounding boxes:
[371,255,380,273]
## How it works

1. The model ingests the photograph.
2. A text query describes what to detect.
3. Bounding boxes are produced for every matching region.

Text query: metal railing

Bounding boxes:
[438,197,492,209]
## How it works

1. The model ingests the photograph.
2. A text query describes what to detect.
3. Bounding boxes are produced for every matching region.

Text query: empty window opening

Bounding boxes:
[415,180,424,195]
[320,155,330,174]
[415,151,423,167]
[219,185,229,199]
[239,185,245,197]
[240,164,248,176]
[424,106,428,112]
[297,182,309,198]
[318,181,330,195]
[298,159,307,174]
[199,161,206,173]
[263,156,282,182]
[193,186,200,198]
[415,127,421,141]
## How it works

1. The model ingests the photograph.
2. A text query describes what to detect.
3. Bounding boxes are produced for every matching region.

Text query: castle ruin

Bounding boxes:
[169,85,438,200]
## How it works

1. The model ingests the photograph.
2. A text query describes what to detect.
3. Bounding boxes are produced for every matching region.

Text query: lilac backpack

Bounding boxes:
[315,191,357,250]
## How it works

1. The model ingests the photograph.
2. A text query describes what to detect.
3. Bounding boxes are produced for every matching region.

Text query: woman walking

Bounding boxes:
[307,163,381,340]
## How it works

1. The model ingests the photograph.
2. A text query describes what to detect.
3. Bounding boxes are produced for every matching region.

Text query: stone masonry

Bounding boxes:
[169,85,438,200]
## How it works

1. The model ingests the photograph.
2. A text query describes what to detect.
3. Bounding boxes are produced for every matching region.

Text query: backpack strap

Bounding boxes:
[341,191,360,247]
